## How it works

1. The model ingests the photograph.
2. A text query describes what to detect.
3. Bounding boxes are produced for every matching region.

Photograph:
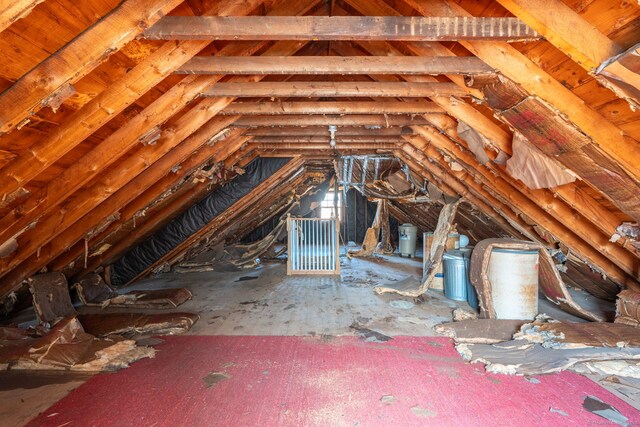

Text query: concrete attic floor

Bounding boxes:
[0,253,633,425]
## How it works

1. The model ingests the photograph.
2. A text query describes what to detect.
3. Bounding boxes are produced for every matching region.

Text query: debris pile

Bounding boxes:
[0,272,199,372]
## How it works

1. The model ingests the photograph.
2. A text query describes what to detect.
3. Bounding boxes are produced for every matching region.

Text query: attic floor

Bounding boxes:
[2,254,638,425]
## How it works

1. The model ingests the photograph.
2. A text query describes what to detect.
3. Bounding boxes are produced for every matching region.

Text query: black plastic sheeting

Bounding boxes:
[342,188,399,245]
[109,157,291,286]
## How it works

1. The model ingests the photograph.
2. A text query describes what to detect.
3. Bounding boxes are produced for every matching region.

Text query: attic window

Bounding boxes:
[320,189,341,220]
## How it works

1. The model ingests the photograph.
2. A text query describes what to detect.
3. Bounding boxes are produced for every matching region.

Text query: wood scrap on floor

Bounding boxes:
[616,290,640,327]
[470,239,606,322]
[374,199,460,297]
[75,274,192,309]
[435,319,527,344]
[453,316,640,379]
[514,320,640,349]
[573,361,640,379]
[456,339,640,376]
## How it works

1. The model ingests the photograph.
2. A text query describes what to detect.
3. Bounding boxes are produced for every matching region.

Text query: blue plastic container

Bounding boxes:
[466,279,479,309]
[458,247,478,309]
[442,250,469,302]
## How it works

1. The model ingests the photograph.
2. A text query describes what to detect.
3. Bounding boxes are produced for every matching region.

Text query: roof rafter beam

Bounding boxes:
[141,16,541,42]
[495,0,640,108]
[54,133,253,277]
[0,0,184,134]
[412,124,640,285]
[395,148,535,241]
[203,82,472,98]
[0,0,43,33]
[126,157,306,283]
[243,126,414,136]
[0,34,316,291]
[220,101,445,115]
[250,136,404,143]
[176,56,494,75]
[232,114,430,127]
[0,0,276,205]
[401,0,640,183]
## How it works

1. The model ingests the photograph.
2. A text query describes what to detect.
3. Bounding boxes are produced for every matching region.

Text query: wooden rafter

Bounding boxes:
[0,0,183,135]
[58,135,253,278]
[142,16,541,42]
[220,101,445,115]
[0,0,43,33]
[0,0,276,204]
[495,0,640,108]
[401,0,640,183]
[232,115,430,127]
[0,22,317,291]
[176,56,493,75]
[0,28,319,272]
[126,157,306,283]
[411,125,640,282]
[329,37,512,154]
[203,82,472,98]
[243,127,414,136]
[0,123,251,292]
[402,135,640,290]
[0,42,210,205]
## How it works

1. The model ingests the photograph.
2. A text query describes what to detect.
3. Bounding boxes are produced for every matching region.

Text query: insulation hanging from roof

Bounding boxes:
[457,121,491,165]
[506,132,576,190]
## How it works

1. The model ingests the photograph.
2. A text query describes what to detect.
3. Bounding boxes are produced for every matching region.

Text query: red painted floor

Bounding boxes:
[28,336,640,426]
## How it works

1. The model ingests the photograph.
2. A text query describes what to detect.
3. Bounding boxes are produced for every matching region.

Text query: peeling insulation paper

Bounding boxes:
[506,133,576,190]
[457,121,490,165]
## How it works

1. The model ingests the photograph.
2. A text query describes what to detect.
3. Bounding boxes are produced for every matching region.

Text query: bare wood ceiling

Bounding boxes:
[0,0,639,296]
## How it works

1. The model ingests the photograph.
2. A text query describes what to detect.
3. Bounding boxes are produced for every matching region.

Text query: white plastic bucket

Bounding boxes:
[399,224,418,257]
[487,248,539,320]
